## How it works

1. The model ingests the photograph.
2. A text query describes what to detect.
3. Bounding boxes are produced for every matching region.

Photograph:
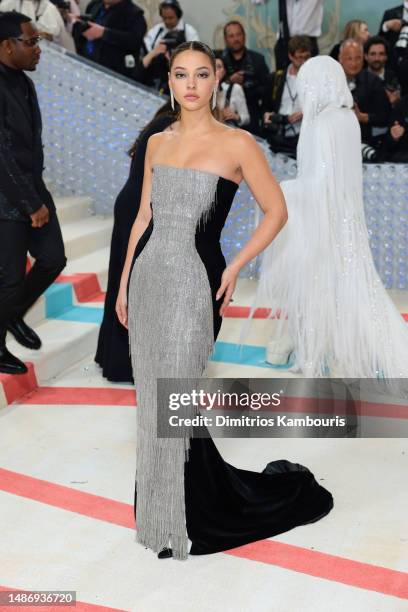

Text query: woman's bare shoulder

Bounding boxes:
[219,127,260,164]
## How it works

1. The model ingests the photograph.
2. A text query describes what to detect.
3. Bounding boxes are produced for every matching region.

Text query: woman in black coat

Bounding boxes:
[95,103,175,382]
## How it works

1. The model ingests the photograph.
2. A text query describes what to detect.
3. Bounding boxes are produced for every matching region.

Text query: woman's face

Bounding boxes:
[168,50,217,111]
[359,22,370,43]
[215,58,226,82]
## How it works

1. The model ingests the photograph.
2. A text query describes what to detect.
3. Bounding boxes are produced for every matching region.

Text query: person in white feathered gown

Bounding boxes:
[251,55,408,379]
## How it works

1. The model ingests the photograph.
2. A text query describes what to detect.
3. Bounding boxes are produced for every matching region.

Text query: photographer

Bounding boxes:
[72,0,146,78]
[143,0,198,53]
[133,1,197,93]
[221,20,269,136]
[378,2,408,94]
[262,35,311,158]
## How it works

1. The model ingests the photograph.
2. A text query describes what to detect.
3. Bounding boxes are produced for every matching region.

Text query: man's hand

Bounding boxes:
[152,41,167,56]
[83,22,105,40]
[390,121,405,140]
[230,70,245,85]
[222,106,239,122]
[288,111,303,124]
[30,205,49,228]
[354,102,369,124]
[263,111,275,124]
[385,19,402,32]
[39,31,53,41]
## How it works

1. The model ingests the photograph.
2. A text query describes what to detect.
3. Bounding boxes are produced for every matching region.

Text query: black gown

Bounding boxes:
[95,114,174,382]
[132,173,334,556]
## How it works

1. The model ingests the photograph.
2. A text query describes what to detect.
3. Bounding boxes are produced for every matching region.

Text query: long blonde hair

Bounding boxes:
[342,20,367,41]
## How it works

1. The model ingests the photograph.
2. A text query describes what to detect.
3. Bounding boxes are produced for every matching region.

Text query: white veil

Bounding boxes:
[248,56,408,378]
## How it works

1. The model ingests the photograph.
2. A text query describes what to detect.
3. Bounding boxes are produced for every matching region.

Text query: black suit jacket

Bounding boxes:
[221,48,269,111]
[0,63,55,223]
[73,0,146,77]
[352,69,391,143]
[378,4,404,48]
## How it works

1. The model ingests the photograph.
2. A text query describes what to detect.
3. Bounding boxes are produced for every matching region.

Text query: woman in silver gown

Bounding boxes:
[116,42,333,561]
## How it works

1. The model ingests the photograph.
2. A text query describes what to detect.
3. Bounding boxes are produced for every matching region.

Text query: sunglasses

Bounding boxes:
[12,35,42,47]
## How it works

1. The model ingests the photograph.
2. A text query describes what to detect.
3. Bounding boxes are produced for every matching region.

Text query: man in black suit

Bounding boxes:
[221,20,269,136]
[339,39,391,146]
[0,12,66,375]
[383,94,408,162]
[364,36,398,88]
[378,3,407,50]
[72,0,146,78]
[378,2,408,93]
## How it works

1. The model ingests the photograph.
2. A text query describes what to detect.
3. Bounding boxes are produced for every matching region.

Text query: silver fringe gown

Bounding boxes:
[128,164,220,559]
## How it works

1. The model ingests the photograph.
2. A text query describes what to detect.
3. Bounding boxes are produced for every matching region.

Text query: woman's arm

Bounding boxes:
[116,135,155,328]
[216,130,288,315]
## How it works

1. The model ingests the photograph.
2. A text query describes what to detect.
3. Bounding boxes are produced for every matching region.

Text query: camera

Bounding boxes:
[76,14,93,33]
[361,143,378,163]
[241,67,254,89]
[161,29,186,51]
[263,113,286,136]
[396,20,408,49]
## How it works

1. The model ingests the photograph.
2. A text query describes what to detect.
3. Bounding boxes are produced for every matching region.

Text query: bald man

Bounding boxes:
[339,39,391,145]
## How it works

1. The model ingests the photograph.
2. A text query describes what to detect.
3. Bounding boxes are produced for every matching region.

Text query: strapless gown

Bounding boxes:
[127,164,333,560]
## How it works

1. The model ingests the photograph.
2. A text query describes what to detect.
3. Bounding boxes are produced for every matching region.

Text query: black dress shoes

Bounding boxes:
[157,547,173,559]
[0,346,28,375]
[7,318,42,350]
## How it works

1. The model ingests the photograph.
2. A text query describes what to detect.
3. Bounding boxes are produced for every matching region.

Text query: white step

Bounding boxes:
[63,246,111,292]
[55,196,93,224]
[61,216,113,260]
[6,318,99,385]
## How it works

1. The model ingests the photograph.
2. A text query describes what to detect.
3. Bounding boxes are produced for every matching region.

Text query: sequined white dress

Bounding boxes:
[253,56,408,378]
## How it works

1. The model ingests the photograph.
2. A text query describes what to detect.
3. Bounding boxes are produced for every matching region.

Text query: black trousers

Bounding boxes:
[0,213,67,346]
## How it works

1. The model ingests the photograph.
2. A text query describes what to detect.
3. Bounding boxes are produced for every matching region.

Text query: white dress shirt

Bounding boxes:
[217,82,250,126]
[278,66,302,135]
[0,0,65,38]
[286,0,324,37]
[143,18,199,52]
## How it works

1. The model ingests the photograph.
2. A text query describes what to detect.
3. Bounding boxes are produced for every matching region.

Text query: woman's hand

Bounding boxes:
[116,284,128,329]
[216,265,239,317]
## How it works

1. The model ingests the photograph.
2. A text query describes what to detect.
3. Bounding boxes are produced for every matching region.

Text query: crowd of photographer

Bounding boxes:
[1,0,407,162]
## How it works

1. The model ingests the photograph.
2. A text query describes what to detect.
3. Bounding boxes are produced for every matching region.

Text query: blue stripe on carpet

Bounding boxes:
[45,283,103,323]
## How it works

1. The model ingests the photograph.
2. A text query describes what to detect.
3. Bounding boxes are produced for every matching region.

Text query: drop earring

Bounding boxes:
[170,88,175,110]
[212,88,217,110]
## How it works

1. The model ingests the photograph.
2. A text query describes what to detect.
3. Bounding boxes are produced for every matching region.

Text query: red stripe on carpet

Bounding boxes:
[276,397,408,420]
[224,306,408,321]
[20,386,136,406]
[226,539,408,600]
[0,468,134,529]
[0,585,126,611]
[18,386,407,419]
[56,273,105,303]
[224,306,274,318]
[0,363,37,405]
[0,468,407,599]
